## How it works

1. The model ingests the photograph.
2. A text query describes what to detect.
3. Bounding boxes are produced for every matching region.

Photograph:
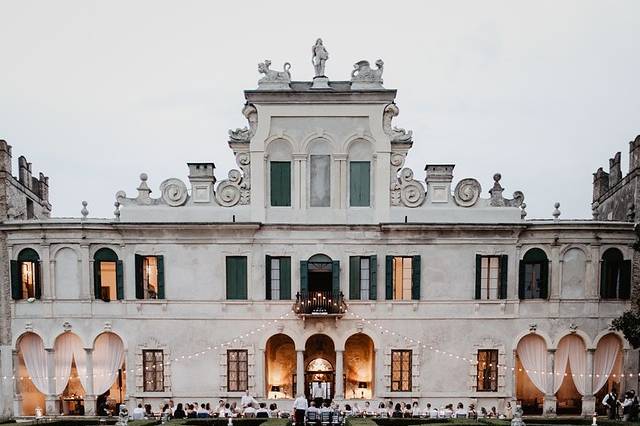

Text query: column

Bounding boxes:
[335,350,344,399]
[12,351,22,417]
[374,347,384,399]
[255,349,265,398]
[543,349,557,417]
[335,154,347,209]
[84,349,96,415]
[550,246,560,299]
[582,349,596,416]
[80,244,91,299]
[45,348,59,415]
[40,244,52,299]
[296,350,305,398]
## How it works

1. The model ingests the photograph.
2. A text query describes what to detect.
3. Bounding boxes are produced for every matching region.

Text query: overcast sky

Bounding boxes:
[1,1,638,219]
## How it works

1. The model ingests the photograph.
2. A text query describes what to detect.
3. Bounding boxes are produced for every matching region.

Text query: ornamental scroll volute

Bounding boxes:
[215,151,251,207]
[390,152,425,208]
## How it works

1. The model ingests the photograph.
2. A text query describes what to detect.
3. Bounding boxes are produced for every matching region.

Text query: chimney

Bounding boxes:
[609,152,622,187]
[424,164,455,203]
[593,167,610,201]
[187,162,216,203]
[18,156,32,189]
[629,135,640,173]
[0,140,12,173]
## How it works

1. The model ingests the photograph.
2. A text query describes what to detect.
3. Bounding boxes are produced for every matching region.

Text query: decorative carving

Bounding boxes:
[257,60,291,90]
[391,167,426,208]
[521,203,527,220]
[228,104,258,143]
[229,127,252,143]
[62,321,72,332]
[159,178,188,207]
[25,322,33,332]
[383,104,413,143]
[529,323,537,332]
[489,173,524,207]
[80,201,88,219]
[351,59,384,90]
[453,178,482,207]
[215,152,251,206]
[104,321,112,331]
[311,38,329,77]
[552,202,561,221]
[569,323,578,333]
[113,201,120,221]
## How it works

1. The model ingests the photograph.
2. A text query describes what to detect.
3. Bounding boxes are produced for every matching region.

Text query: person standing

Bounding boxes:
[293,393,308,425]
[603,388,619,420]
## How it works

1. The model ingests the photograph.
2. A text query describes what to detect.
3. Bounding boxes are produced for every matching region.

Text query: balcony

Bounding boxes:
[293,291,347,320]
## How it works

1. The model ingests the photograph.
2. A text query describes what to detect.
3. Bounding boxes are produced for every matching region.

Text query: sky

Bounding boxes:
[0,0,639,219]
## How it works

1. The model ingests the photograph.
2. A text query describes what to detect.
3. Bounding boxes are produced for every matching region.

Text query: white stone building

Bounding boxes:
[0,48,636,419]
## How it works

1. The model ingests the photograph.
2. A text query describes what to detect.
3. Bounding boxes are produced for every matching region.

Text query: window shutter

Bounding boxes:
[540,261,549,299]
[10,260,21,300]
[499,255,508,299]
[156,255,165,299]
[518,261,525,299]
[116,260,124,300]
[135,254,144,299]
[332,260,340,294]
[600,260,607,299]
[411,255,421,300]
[385,256,393,300]
[94,260,102,300]
[227,257,247,300]
[34,261,42,299]
[270,162,291,207]
[238,257,247,299]
[300,260,308,294]
[620,259,631,299]
[350,162,370,207]
[475,255,482,300]
[369,255,377,300]
[265,255,272,300]
[280,257,291,300]
[349,256,361,300]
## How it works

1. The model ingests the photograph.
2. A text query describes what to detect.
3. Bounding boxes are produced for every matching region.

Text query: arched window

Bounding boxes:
[600,248,630,300]
[11,248,41,300]
[519,248,549,299]
[94,248,124,301]
[308,140,332,207]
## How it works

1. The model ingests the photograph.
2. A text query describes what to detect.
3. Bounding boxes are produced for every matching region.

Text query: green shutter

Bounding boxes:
[369,255,377,300]
[475,255,482,300]
[94,260,102,300]
[332,260,340,294]
[227,256,247,300]
[350,161,371,207]
[411,255,421,300]
[270,162,291,207]
[265,255,272,300]
[135,255,144,299]
[349,256,361,300]
[300,260,308,294]
[385,256,393,300]
[540,261,549,299]
[280,257,291,300]
[34,261,41,299]
[620,259,631,299]
[116,260,124,300]
[156,255,165,299]
[10,260,21,300]
[499,255,508,299]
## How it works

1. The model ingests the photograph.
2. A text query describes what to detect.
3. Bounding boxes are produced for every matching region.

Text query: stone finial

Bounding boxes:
[489,173,524,208]
[136,173,152,204]
[113,201,121,221]
[609,152,622,187]
[592,201,600,220]
[552,202,561,221]
[80,201,88,220]
[521,203,527,220]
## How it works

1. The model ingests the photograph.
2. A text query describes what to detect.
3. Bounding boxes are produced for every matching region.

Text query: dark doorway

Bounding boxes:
[308,254,333,293]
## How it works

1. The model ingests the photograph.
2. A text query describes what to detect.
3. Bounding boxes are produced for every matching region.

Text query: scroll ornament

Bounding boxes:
[215,152,251,207]
[391,167,426,208]
[383,104,413,143]
[453,178,482,207]
[160,178,188,207]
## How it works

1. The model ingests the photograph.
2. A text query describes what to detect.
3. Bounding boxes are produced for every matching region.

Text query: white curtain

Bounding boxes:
[19,333,49,394]
[92,333,125,396]
[554,335,586,395]
[53,334,76,394]
[71,340,88,393]
[593,334,621,395]
[517,335,548,394]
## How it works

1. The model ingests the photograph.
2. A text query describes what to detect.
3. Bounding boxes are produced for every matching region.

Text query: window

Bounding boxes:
[601,248,631,299]
[226,256,248,300]
[477,349,498,392]
[143,350,164,392]
[227,349,248,392]
[135,255,165,299]
[94,248,124,301]
[310,154,330,207]
[349,256,377,300]
[391,350,412,392]
[350,161,370,207]
[270,161,291,207]
[26,199,34,219]
[385,256,421,301]
[519,249,548,299]
[475,255,507,300]
[265,256,291,300]
[11,248,41,300]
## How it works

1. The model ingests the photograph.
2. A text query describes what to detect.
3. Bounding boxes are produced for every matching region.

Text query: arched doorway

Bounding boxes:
[92,332,126,414]
[16,332,46,415]
[554,334,587,415]
[345,334,374,399]
[265,334,296,399]
[593,334,623,414]
[516,334,547,415]
[306,254,335,294]
[305,334,336,403]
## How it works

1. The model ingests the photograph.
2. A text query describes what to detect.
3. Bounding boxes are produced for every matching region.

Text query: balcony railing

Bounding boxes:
[293,291,346,317]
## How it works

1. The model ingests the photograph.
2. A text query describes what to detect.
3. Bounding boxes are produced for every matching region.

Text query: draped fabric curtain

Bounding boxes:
[53,334,76,394]
[19,333,49,394]
[92,333,125,396]
[554,335,586,395]
[71,340,88,393]
[517,335,548,394]
[593,334,621,395]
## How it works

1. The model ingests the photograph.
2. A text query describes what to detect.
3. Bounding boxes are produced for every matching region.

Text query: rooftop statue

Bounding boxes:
[383,104,413,143]
[351,59,384,90]
[257,59,292,90]
[311,38,329,77]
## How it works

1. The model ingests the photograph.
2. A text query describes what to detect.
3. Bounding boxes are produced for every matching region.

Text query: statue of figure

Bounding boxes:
[311,38,329,77]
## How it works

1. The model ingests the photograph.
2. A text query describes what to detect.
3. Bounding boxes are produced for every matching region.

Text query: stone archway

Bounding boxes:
[344,333,374,399]
[304,334,336,403]
[265,334,296,399]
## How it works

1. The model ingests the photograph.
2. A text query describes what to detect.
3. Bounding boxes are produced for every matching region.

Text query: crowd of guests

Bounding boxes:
[602,388,639,421]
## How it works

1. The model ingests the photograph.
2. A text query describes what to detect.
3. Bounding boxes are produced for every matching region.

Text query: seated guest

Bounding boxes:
[377,402,386,417]
[392,403,403,418]
[332,404,342,425]
[196,403,210,418]
[363,401,371,415]
[307,401,320,423]
[144,404,153,417]
[404,403,412,418]
[187,404,197,418]
[173,403,186,419]
[412,401,421,418]
[468,404,477,420]
[429,404,439,419]
[344,404,353,417]
[489,406,498,418]
[455,402,467,418]
[479,407,488,418]
[220,403,232,418]
[244,402,256,418]
[352,403,361,416]
[162,404,172,419]
[443,404,454,419]
[268,403,279,418]
[132,403,145,420]
[256,402,269,418]
[230,401,240,416]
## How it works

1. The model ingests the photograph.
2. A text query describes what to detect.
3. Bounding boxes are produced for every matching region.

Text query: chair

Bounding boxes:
[320,410,332,426]
[306,410,319,426]
[331,410,342,426]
